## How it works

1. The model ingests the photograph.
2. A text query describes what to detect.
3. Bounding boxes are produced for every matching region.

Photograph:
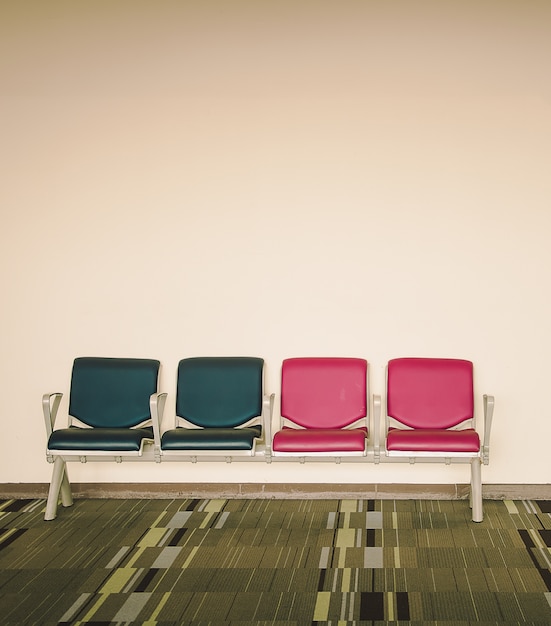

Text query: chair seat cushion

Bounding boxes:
[273,427,367,453]
[386,428,480,453]
[161,426,262,451]
[48,426,154,452]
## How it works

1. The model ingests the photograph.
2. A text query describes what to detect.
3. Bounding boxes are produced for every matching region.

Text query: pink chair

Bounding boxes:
[374,357,494,522]
[271,357,368,458]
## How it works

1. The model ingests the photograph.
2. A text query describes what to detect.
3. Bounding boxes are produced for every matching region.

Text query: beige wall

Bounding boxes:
[1,1,550,486]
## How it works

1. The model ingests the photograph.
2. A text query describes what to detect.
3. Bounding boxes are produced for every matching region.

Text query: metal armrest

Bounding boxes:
[482,394,494,465]
[150,392,168,462]
[373,394,382,463]
[43,393,63,439]
[263,393,275,456]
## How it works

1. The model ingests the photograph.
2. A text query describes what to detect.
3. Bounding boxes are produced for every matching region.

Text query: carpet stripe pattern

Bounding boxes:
[0,498,550,624]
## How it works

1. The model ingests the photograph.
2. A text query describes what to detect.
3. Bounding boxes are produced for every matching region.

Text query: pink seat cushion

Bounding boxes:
[281,358,367,429]
[387,358,474,429]
[386,428,480,453]
[273,426,367,453]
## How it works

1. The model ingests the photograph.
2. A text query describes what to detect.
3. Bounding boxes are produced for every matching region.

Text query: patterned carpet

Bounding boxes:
[0,498,550,625]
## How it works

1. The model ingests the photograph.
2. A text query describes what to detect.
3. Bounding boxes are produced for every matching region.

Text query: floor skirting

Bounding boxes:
[1,482,550,500]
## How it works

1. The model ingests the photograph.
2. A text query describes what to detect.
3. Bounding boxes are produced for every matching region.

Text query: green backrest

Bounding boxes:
[69,357,160,428]
[176,357,264,428]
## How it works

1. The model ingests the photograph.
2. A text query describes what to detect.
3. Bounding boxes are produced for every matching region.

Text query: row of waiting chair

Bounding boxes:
[43,356,494,522]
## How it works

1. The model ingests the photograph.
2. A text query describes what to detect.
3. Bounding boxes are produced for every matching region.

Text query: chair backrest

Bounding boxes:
[281,357,367,429]
[387,357,474,429]
[69,357,160,428]
[176,357,264,427]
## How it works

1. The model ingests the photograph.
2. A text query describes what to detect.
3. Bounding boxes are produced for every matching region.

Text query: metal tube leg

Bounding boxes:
[44,457,65,521]
[471,457,483,523]
[59,464,73,508]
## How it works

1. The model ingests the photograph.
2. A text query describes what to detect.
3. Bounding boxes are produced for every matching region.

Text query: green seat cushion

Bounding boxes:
[161,426,262,451]
[69,357,160,428]
[48,426,154,452]
[177,357,263,427]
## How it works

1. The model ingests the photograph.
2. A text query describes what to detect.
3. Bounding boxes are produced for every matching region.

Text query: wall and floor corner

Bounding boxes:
[1,1,550,497]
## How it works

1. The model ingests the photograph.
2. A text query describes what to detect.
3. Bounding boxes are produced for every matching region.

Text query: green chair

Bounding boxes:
[43,357,165,520]
[160,357,271,460]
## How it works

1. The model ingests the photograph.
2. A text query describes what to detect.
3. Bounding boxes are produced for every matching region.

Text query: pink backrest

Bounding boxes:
[281,357,367,429]
[387,358,474,429]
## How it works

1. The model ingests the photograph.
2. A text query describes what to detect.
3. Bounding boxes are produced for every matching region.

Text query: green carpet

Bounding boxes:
[0,498,550,624]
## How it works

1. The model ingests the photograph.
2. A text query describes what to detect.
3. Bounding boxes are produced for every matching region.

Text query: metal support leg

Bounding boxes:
[470,457,483,523]
[59,464,73,508]
[44,457,65,521]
